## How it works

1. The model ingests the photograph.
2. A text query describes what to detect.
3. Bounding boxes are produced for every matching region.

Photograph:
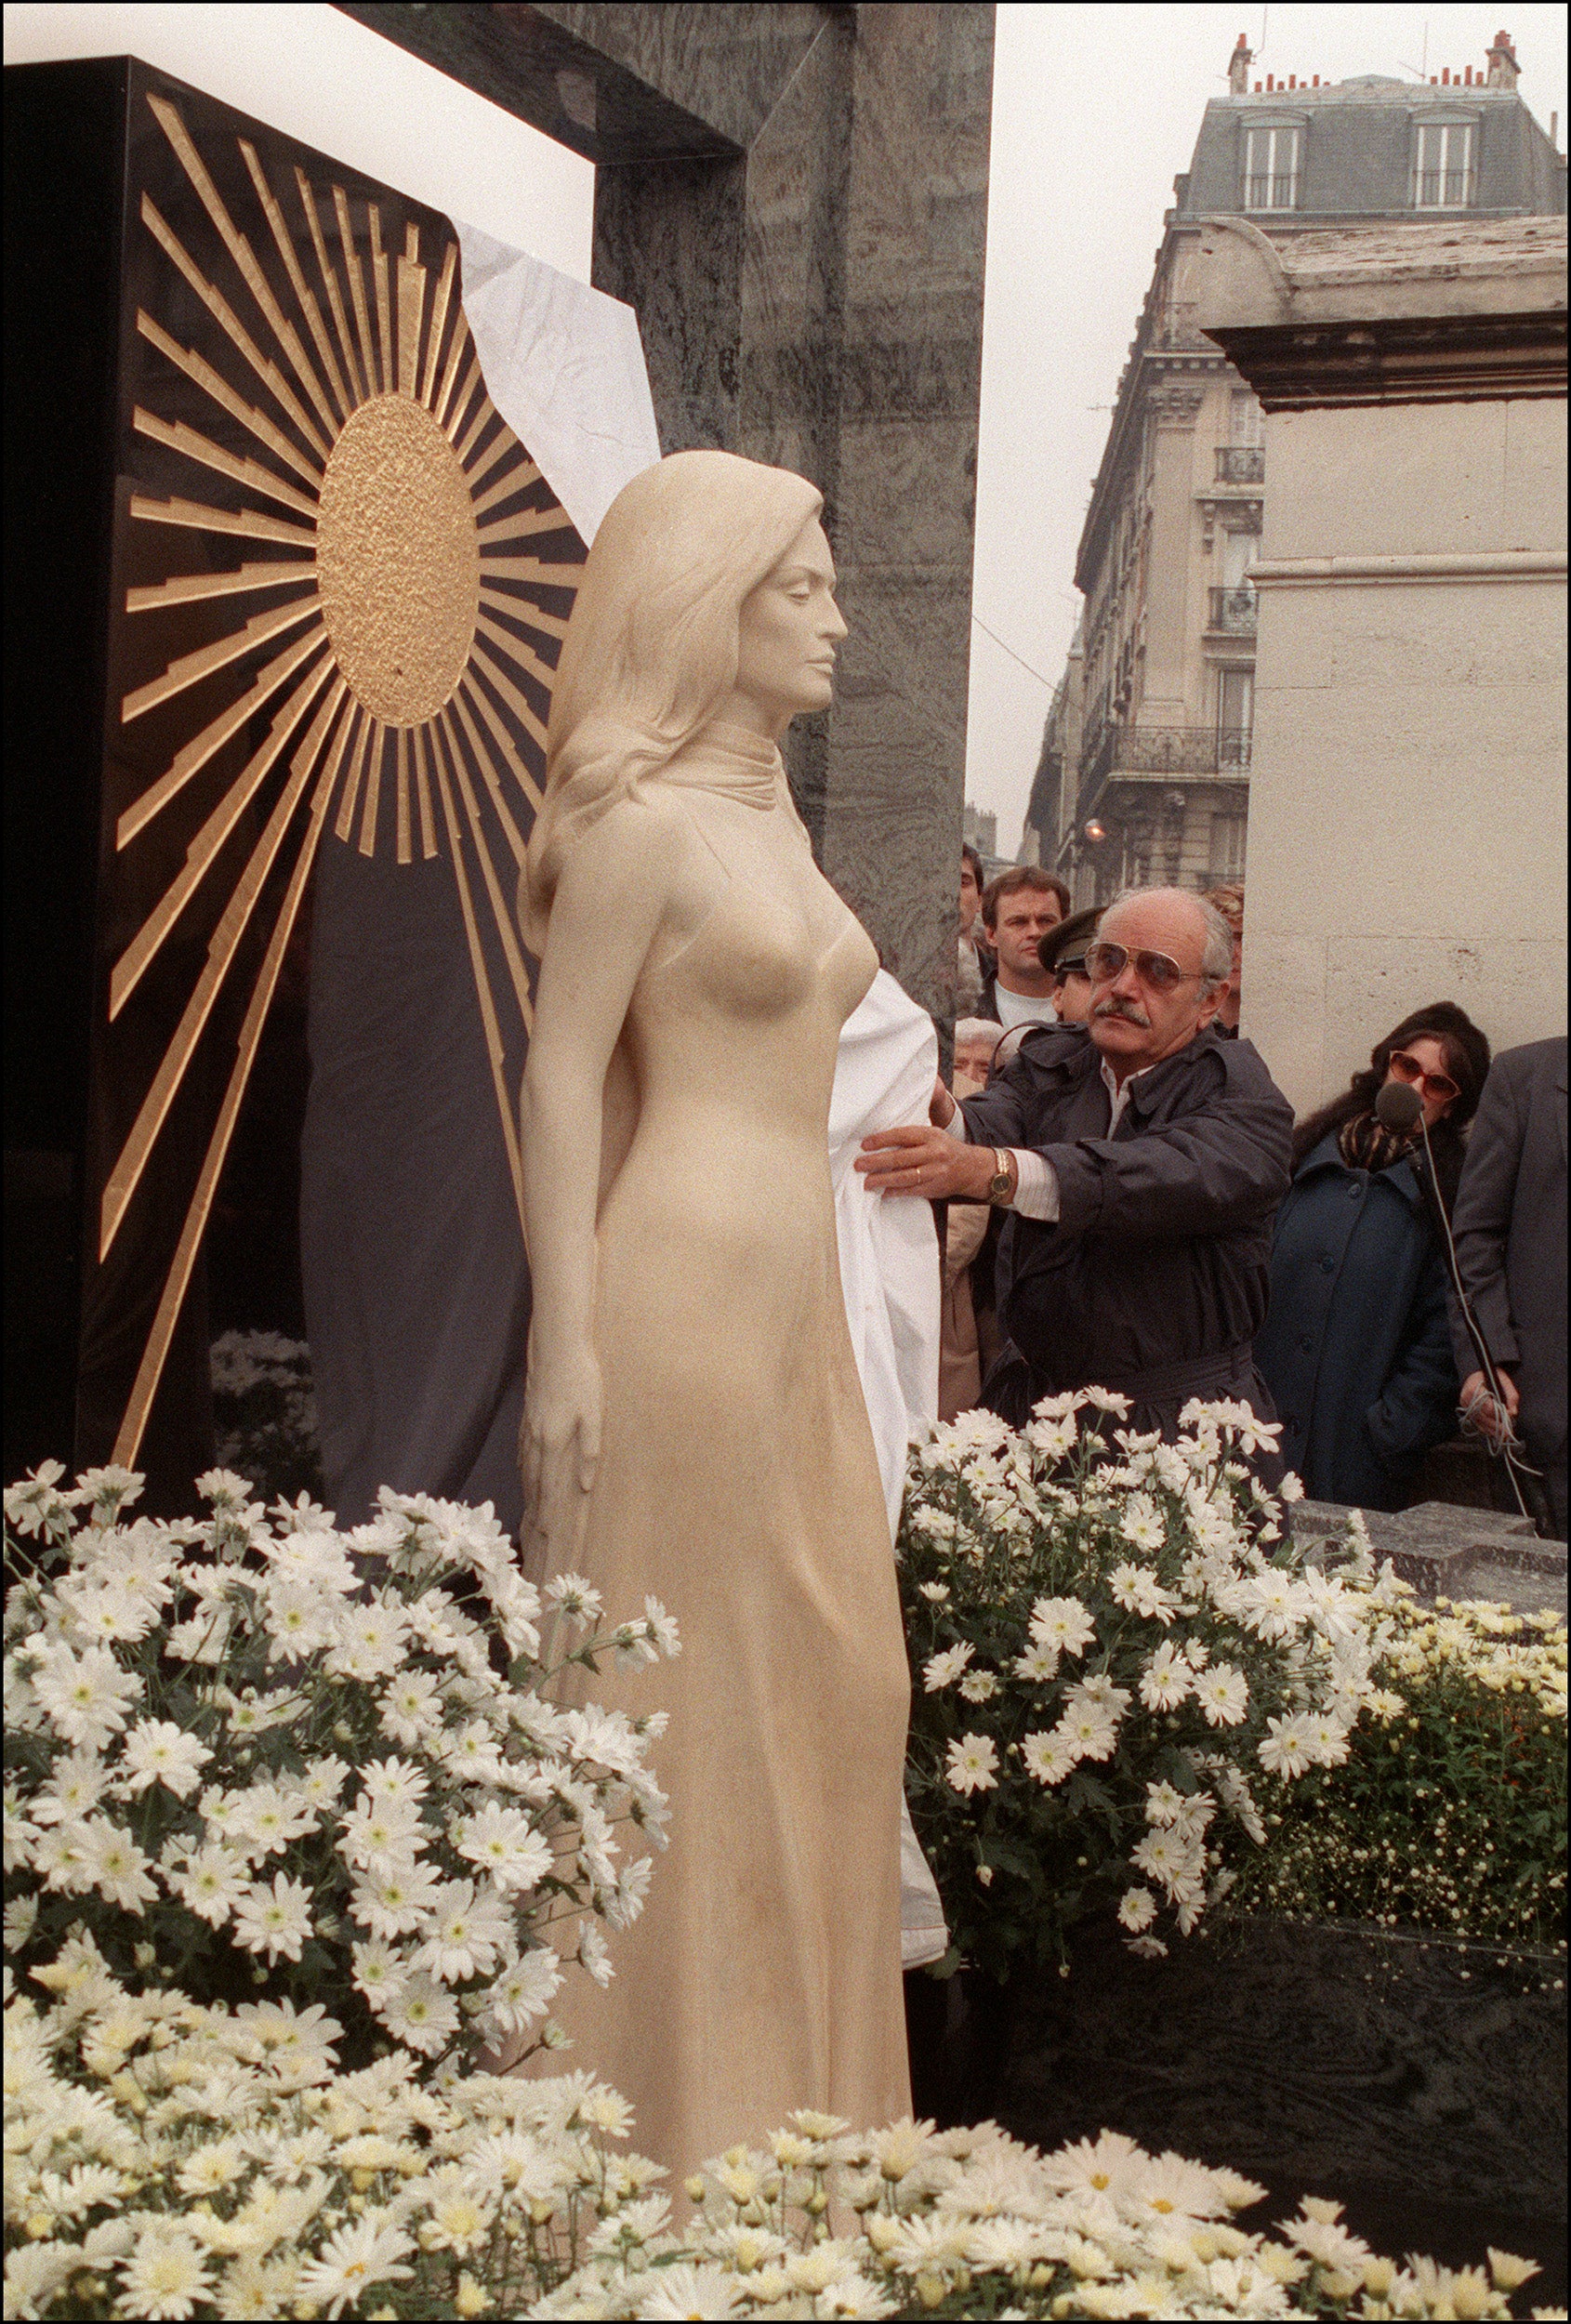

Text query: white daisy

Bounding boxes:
[118,1718,211,1800]
[231,1871,314,1963]
[944,1733,999,1795]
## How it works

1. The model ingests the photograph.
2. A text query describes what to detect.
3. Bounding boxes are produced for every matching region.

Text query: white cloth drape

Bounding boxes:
[829,971,949,1970]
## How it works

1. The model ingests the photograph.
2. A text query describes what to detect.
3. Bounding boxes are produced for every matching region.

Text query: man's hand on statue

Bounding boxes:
[520,1349,603,1556]
[1459,1367,1520,1447]
[855,1123,997,1200]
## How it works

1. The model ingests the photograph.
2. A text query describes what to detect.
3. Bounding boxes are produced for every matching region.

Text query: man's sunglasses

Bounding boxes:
[1388,1050,1459,1105]
[1083,941,1202,995]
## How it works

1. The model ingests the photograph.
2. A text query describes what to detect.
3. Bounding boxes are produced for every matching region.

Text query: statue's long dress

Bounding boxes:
[535,726,913,2167]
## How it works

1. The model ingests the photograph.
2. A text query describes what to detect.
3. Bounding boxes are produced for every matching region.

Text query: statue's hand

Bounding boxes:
[521,1345,603,1564]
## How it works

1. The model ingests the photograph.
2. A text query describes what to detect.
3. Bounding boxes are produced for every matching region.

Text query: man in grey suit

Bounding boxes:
[1448,1036,1568,1539]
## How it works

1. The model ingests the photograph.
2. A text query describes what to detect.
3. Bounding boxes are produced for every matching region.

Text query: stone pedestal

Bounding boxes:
[1290,1497,1568,1619]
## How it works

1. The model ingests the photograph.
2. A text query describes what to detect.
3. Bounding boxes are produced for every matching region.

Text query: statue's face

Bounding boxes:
[734,518,848,727]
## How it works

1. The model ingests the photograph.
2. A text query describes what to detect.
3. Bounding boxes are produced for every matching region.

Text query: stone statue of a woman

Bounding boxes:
[518,451,913,2166]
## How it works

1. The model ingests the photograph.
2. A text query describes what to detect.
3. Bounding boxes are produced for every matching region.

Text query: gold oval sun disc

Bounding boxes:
[315,393,480,727]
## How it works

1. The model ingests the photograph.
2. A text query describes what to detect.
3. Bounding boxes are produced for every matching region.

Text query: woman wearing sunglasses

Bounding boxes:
[1255,1003,1491,1511]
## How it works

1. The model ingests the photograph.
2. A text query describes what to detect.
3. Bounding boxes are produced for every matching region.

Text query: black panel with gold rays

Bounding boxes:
[16,62,585,1482]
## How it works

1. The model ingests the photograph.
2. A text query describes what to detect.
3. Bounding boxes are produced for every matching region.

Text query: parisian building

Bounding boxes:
[1023,31,1565,902]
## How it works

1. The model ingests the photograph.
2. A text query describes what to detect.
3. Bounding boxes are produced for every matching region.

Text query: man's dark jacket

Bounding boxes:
[959,1023,1294,1437]
[1447,1037,1567,1539]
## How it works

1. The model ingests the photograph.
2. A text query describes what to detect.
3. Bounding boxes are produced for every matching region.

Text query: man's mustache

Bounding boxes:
[1093,997,1151,1027]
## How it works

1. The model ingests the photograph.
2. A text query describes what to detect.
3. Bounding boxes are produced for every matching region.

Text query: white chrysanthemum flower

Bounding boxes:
[1061,1706,1117,1763]
[958,1670,1000,1703]
[30,1751,112,1828]
[119,1717,212,1800]
[455,1803,551,1895]
[294,2216,415,2317]
[379,1669,444,1748]
[1081,1386,1133,1416]
[31,1642,141,1750]
[414,1881,514,1986]
[635,2263,746,2317]
[1257,1711,1316,1780]
[944,1734,998,1796]
[1021,1730,1075,1788]
[379,1970,460,2056]
[482,1948,562,2035]
[165,1844,249,1927]
[544,1571,604,1622]
[922,1643,974,1693]
[120,2223,213,2319]
[350,1855,444,1941]
[1011,1641,1060,1683]
[1109,1562,1180,1624]
[75,1816,159,1914]
[1117,1887,1158,1932]
[1193,1663,1249,1728]
[1028,1597,1096,1657]
[231,1871,314,1963]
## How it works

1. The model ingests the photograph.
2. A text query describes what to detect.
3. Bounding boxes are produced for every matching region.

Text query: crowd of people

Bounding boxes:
[867,860,1566,1538]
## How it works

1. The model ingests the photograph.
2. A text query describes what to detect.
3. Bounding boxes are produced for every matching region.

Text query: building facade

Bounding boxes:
[1197,211,1566,1110]
[1027,31,1565,902]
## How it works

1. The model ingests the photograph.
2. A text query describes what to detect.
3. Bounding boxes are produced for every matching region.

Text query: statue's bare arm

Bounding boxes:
[519,799,688,1560]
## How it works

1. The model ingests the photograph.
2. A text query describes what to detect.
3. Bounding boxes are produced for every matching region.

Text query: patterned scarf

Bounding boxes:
[1337,1109,1415,1176]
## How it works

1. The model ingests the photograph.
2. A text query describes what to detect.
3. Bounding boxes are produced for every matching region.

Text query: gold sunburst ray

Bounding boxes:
[99,680,351,1259]
[332,182,377,397]
[105,93,583,1465]
[435,326,475,432]
[452,678,535,849]
[135,310,324,487]
[126,561,317,614]
[149,93,337,438]
[112,730,350,1467]
[295,165,364,408]
[119,598,323,726]
[139,192,332,461]
[116,623,324,847]
[239,138,354,425]
[111,649,336,1017]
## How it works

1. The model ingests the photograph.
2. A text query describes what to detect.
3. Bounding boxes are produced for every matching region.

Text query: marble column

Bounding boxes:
[337,1,996,1022]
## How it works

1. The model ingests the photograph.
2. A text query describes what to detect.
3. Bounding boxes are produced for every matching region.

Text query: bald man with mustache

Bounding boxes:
[857,887,1295,1447]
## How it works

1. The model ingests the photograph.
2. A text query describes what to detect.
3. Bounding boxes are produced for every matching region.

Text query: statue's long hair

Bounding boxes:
[521,451,823,950]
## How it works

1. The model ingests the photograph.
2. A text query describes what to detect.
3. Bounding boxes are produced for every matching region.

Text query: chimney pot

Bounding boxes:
[1313,74,1320,86]
[1442,67,1450,84]
[1254,80,1262,92]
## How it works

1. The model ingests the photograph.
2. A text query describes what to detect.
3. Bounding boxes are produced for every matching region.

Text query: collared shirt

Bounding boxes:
[946,1053,1154,1221]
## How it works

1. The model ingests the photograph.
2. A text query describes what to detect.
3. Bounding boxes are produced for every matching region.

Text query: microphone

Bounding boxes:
[1375,1081,1422,1134]
[1376,1076,1538,1522]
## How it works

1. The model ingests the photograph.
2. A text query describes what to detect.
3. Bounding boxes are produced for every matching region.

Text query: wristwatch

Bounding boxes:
[986,1148,1017,1206]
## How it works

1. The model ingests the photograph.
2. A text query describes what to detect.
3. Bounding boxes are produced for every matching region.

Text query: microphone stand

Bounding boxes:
[1400,1103,1543,1529]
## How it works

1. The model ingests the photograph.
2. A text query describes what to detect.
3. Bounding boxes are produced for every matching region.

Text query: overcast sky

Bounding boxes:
[7,3,1566,862]
[968,2,1569,853]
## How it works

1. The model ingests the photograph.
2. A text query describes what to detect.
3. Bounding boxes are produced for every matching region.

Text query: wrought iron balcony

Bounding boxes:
[1207,585,1259,635]
[1214,444,1265,484]
[1081,724,1252,786]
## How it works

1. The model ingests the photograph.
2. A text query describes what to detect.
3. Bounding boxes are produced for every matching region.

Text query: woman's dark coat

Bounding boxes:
[1254,1130,1459,1510]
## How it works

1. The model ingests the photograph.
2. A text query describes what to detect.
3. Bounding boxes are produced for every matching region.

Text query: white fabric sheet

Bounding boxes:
[829,970,949,1969]
[455,220,660,545]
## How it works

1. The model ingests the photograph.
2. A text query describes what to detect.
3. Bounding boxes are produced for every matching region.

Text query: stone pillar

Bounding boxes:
[337,1,996,1022]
